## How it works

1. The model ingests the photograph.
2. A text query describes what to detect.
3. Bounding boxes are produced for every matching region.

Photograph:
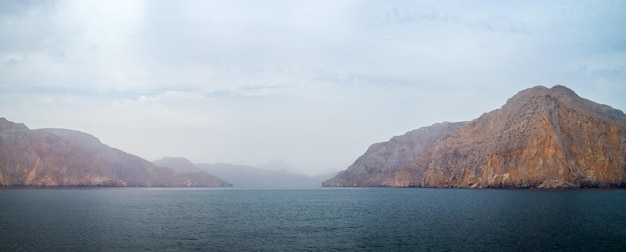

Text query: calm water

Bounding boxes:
[1,188,625,251]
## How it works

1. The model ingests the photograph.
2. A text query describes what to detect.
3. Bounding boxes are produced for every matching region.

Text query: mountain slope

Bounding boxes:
[0,118,231,187]
[322,121,466,186]
[153,157,203,173]
[324,85,626,188]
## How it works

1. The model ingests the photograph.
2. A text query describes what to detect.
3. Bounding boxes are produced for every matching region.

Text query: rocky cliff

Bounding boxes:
[0,118,232,187]
[322,122,466,187]
[324,85,626,188]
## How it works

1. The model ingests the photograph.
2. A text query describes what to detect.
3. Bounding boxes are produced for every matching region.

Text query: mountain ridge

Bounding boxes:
[324,85,626,188]
[0,118,231,187]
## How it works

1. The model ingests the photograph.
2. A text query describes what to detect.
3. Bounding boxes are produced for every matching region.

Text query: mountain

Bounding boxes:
[0,118,231,187]
[322,121,466,187]
[323,85,626,188]
[152,157,330,188]
[196,162,329,188]
[153,157,203,173]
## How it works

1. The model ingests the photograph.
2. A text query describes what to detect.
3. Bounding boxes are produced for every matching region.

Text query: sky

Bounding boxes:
[1,0,625,176]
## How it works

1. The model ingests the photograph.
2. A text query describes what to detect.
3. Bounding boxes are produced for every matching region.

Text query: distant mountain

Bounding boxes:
[153,157,332,188]
[153,157,203,173]
[197,163,323,188]
[0,118,231,187]
[324,85,626,188]
[152,158,332,188]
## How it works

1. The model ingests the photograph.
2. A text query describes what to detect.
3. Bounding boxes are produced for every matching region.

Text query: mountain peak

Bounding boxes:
[505,85,578,106]
[0,117,28,132]
[550,84,577,96]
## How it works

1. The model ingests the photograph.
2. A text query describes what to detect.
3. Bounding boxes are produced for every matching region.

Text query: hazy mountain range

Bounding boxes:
[324,85,626,188]
[153,157,336,188]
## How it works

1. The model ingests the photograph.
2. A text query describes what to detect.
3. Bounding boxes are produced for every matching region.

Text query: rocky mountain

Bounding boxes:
[0,118,231,187]
[322,121,466,187]
[323,85,626,188]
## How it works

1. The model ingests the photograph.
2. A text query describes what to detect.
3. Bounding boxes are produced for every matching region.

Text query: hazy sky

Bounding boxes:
[1,0,625,175]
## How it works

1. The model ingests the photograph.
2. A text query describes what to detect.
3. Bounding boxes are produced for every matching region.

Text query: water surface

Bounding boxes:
[1,188,625,251]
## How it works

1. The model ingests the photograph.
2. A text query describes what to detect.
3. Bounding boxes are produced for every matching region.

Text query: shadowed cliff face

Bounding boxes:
[325,85,626,188]
[0,118,231,187]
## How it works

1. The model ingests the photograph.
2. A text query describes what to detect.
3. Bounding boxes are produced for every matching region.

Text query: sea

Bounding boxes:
[1,187,625,251]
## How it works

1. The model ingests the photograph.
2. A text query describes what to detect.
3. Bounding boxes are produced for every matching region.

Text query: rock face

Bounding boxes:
[0,118,232,187]
[322,122,466,187]
[324,85,626,188]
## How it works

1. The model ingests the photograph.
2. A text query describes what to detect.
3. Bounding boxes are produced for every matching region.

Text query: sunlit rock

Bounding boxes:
[324,85,626,188]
